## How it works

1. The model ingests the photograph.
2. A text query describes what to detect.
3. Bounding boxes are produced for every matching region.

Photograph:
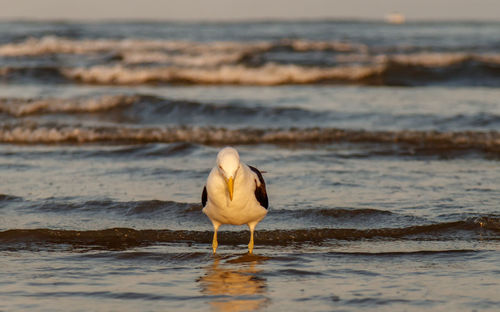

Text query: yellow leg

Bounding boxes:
[212,230,218,254]
[248,229,254,254]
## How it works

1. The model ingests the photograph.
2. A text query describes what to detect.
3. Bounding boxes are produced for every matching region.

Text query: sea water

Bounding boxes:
[1,20,499,311]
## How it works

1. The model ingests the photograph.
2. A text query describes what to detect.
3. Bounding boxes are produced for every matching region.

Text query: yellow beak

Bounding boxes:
[227,177,234,201]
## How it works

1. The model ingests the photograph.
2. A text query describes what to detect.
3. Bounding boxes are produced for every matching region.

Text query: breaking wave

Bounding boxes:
[0,95,139,116]
[0,217,498,248]
[0,94,317,121]
[1,58,499,86]
[0,36,362,57]
[60,64,380,85]
[119,50,248,66]
[2,37,500,86]
[0,123,499,153]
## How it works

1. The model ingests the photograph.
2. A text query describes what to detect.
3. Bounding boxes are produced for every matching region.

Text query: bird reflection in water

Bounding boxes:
[198,254,270,312]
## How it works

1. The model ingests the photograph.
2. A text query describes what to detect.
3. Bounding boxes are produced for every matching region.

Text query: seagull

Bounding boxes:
[202,147,268,254]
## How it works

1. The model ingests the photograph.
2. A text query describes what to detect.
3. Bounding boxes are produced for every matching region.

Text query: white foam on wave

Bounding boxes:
[0,36,270,56]
[339,52,500,68]
[377,52,500,67]
[282,38,364,52]
[0,36,360,57]
[120,51,246,67]
[63,63,382,85]
[380,53,471,67]
[0,95,138,116]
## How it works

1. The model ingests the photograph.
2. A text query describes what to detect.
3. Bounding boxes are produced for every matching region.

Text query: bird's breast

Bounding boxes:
[205,192,267,226]
[204,166,267,225]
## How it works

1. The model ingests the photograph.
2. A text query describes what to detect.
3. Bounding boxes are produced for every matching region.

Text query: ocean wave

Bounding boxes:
[0,95,139,116]
[2,57,499,86]
[0,217,497,248]
[0,36,360,57]
[4,194,394,219]
[23,199,199,215]
[16,196,398,220]
[378,52,479,67]
[0,124,499,153]
[119,51,249,66]
[2,37,500,86]
[0,94,325,124]
[60,63,381,85]
[0,37,257,56]
[2,94,499,131]
[2,37,497,69]
[64,53,500,87]
[3,194,485,232]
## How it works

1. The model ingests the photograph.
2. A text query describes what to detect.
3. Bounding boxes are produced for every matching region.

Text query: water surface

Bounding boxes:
[1,20,499,311]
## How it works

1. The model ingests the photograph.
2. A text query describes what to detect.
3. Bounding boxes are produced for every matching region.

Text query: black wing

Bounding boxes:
[248,165,268,209]
[201,186,207,207]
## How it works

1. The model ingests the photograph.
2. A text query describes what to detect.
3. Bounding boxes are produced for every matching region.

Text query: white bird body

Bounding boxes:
[202,147,268,253]
[203,164,267,226]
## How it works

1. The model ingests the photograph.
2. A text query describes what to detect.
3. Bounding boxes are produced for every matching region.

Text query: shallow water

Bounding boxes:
[1,20,500,311]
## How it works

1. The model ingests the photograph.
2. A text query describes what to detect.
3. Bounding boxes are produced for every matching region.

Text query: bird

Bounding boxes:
[202,147,268,254]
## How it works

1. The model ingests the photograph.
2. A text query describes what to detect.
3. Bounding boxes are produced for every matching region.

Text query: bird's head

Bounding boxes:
[216,147,240,201]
